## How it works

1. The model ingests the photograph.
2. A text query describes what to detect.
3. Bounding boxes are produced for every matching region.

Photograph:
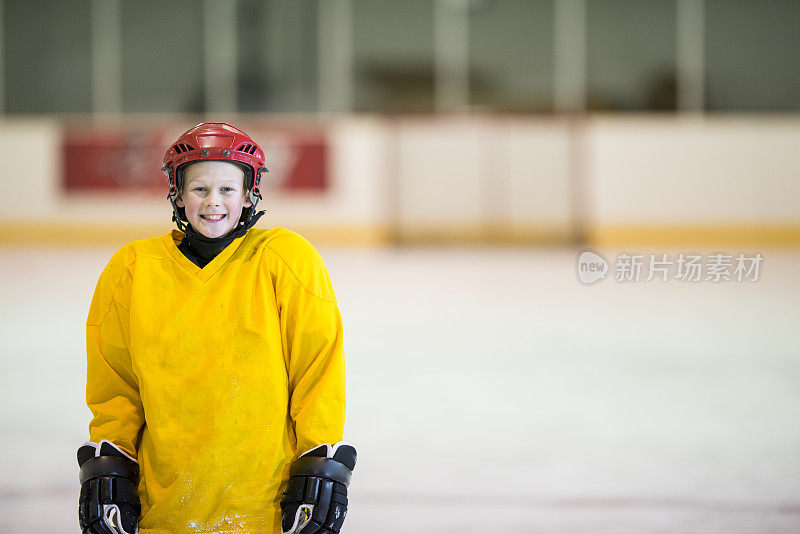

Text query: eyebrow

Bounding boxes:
[185,180,242,187]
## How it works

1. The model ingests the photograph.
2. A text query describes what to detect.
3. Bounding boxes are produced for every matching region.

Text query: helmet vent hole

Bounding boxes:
[174,143,195,154]
[237,143,257,155]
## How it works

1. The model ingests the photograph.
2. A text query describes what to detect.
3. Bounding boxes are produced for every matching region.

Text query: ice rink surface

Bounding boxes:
[1,242,799,533]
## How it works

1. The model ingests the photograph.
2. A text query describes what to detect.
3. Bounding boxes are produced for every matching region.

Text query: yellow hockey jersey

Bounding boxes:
[85,228,346,534]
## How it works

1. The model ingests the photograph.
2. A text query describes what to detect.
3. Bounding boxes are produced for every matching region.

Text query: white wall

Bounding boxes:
[586,116,800,225]
[392,117,573,238]
[0,119,61,218]
[264,118,392,229]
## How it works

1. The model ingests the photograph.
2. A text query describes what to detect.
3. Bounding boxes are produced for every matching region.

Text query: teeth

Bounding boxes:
[201,214,225,221]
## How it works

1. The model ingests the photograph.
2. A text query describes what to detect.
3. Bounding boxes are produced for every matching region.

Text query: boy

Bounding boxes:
[77,123,356,534]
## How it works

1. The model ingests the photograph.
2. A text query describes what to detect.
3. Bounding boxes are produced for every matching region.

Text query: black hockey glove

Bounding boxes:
[281,441,357,534]
[77,441,140,534]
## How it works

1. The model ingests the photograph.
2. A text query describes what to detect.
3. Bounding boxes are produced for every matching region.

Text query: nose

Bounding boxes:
[204,190,221,207]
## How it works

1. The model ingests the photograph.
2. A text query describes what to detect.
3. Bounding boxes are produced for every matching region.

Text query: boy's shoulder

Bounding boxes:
[247,227,322,261]
[108,232,175,265]
[90,233,172,315]
[246,228,335,299]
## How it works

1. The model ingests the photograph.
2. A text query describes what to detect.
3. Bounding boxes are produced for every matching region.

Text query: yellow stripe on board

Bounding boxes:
[395,223,573,246]
[588,224,800,248]
[0,223,171,247]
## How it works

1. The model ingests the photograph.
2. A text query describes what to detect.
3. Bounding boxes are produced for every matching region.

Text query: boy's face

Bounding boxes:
[176,161,253,238]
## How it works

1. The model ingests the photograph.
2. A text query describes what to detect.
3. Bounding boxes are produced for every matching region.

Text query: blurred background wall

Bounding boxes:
[0,0,798,247]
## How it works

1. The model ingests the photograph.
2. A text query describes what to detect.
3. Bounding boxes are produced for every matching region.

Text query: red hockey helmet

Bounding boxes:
[162,122,268,231]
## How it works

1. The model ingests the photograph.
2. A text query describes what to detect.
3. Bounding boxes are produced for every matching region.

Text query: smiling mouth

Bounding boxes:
[200,214,226,222]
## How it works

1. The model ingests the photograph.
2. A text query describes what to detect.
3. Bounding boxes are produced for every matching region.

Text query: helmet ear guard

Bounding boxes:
[250,165,267,203]
[162,164,188,233]
[240,166,268,225]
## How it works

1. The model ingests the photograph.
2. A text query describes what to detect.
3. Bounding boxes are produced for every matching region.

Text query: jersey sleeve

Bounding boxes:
[85,249,145,458]
[272,234,346,455]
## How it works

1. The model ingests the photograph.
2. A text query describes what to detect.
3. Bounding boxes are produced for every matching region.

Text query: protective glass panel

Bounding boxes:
[352,0,435,112]
[469,0,555,112]
[586,0,677,111]
[705,0,800,111]
[236,0,319,112]
[120,0,204,113]
[4,0,92,113]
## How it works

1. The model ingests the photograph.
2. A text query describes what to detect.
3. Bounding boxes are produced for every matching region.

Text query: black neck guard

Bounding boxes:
[178,211,265,268]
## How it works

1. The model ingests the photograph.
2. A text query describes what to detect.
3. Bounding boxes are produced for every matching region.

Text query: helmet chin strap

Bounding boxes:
[226,209,266,240]
[168,195,188,233]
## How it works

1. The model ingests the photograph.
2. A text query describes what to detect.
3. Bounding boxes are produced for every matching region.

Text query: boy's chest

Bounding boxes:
[125,264,284,379]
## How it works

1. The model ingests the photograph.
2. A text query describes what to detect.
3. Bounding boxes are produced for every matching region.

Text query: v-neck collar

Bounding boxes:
[163,229,248,282]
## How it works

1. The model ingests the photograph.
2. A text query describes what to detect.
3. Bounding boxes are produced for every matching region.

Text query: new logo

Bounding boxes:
[577,251,608,284]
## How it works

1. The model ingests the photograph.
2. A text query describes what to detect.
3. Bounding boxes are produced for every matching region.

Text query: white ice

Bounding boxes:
[1,244,799,533]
